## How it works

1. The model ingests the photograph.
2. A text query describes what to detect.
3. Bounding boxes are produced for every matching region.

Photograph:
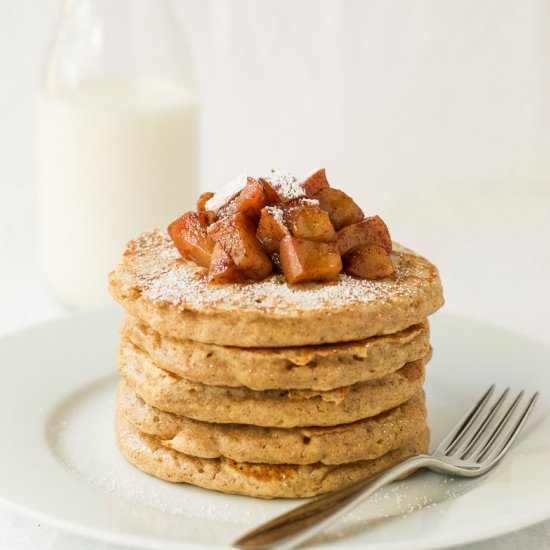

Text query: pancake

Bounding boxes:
[117,380,427,465]
[121,315,431,391]
[116,413,429,498]
[118,341,428,428]
[108,228,444,347]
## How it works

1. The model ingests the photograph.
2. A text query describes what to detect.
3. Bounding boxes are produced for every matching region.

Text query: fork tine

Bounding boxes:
[471,390,524,461]
[476,392,539,464]
[434,384,495,455]
[456,388,510,458]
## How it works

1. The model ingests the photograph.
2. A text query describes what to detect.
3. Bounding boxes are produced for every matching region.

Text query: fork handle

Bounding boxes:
[234,454,433,550]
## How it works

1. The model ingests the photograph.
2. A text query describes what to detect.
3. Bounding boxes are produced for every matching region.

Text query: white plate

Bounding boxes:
[0,309,548,550]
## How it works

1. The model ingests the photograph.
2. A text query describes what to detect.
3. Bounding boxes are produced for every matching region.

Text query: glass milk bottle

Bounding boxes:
[36,0,199,308]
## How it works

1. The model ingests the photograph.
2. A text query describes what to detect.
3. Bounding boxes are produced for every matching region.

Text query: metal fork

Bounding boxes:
[233,386,539,550]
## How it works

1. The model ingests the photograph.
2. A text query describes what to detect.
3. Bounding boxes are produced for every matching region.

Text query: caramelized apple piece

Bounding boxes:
[203,173,248,214]
[208,243,247,283]
[216,197,238,220]
[345,244,394,279]
[197,192,215,211]
[302,168,329,196]
[337,215,392,255]
[167,211,213,268]
[286,205,336,242]
[259,177,283,205]
[256,206,289,253]
[202,210,217,226]
[313,188,364,230]
[279,236,342,284]
[234,177,267,221]
[263,171,308,205]
[208,212,272,280]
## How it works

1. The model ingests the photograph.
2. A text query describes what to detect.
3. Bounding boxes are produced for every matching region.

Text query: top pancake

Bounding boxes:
[109,228,444,347]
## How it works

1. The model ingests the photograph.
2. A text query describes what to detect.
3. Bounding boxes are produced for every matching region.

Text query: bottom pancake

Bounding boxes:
[117,379,427,465]
[116,413,429,499]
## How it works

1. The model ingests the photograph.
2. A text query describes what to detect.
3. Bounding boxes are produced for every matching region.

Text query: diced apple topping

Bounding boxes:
[313,188,364,230]
[197,192,214,211]
[285,204,336,242]
[208,212,272,280]
[259,177,283,205]
[167,211,213,268]
[337,215,392,255]
[208,243,247,284]
[345,244,394,279]
[233,177,267,221]
[204,173,248,213]
[302,168,329,196]
[168,168,394,283]
[263,171,306,203]
[256,206,289,253]
[280,236,342,284]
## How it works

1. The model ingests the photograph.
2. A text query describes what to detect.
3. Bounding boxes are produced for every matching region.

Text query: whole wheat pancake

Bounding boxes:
[118,341,428,428]
[116,413,429,498]
[108,228,444,347]
[117,380,427,465]
[121,316,430,391]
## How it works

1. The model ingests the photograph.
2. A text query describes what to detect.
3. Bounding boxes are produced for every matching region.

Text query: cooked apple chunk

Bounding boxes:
[280,236,342,283]
[234,177,267,221]
[302,168,329,196]
[197,192,215,211]
[337,215,392,255]
[286,204,336,242]
[208,212,272,280]
[258,177,283,205]
[208,243,247,283]
[312,188,364,230]
[256,207,289,253]
[345,244,394,278]
[167,211,214,268]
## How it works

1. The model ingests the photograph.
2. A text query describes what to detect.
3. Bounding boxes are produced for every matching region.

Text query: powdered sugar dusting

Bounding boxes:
[265,205,285,225]
[117,228,434,315]
[205,173,248,213]
[299,198,320,206]
[263,170,307,201]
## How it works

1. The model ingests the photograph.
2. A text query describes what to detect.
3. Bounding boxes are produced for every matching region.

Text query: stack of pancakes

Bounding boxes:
[109,228,444,498]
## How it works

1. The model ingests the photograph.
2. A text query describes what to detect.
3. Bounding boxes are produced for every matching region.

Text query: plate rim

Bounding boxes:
[0,308,549,549]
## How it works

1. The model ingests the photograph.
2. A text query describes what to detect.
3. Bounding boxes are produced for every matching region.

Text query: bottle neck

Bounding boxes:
[45,0,196,95]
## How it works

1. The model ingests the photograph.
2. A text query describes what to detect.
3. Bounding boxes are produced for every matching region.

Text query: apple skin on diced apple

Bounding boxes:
[234,177,267,221]
[197,192,215,211]
[279,236,342,284]
[167,211,214,268]
[337,215,392,255]
[302,168,330,196]
[286,204,336,242]
[256,207,289,254]
[208,212,272,280]
[208,243,247,283]
[313,188,364,230]
[345,244,394,279]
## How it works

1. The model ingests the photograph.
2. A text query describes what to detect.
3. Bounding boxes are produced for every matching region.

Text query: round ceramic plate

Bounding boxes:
[0,309,548,549]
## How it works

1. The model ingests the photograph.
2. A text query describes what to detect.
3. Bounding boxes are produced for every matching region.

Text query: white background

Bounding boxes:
[1,1,549,549]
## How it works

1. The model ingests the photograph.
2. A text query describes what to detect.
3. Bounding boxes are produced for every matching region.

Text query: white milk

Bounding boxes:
[36,80,199,308]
